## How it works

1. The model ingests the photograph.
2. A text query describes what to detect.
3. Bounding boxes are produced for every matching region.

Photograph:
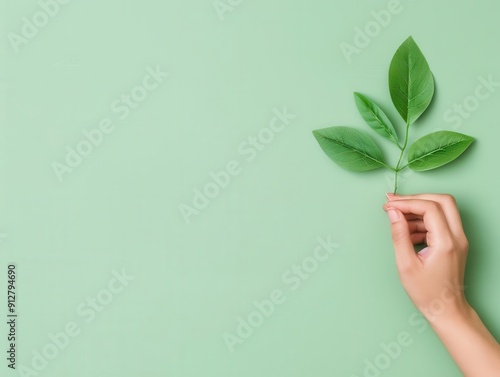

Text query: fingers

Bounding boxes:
[386,208,419,270]
[404,213,422,221]
[387,193,464,237]
[383,199,452,248]
[411,232,427,245]
[407,219,426,234]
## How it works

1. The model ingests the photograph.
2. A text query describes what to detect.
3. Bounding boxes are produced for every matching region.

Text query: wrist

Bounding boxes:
[424,299,475,330]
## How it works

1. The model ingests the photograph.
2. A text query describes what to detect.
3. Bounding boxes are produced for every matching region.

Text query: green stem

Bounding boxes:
[398,163,409,171]
[394,170,399,194]
[384,163,397,172]
[393,122,411,194]
[395,140,404,151]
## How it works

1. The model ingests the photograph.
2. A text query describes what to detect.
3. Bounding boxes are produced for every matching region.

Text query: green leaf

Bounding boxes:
[354,92,400,148]
[389,36,435,125]
[312,126,387,172]
[408,131,475,172]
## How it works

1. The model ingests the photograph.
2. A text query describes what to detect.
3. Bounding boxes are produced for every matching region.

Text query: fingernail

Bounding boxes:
[387,208,400,223]
[386,193,393,201]
[418,247,430,257]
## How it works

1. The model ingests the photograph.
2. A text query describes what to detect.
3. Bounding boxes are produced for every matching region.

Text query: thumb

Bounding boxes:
[386,208,418,271]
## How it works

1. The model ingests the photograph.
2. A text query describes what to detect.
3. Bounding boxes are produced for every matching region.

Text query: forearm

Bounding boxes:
[429,305,500,377]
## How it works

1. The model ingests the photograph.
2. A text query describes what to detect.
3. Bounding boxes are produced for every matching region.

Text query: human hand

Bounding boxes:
[383,193,470,323]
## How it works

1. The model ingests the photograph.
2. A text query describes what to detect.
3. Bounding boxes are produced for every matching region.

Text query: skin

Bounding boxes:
[383,193,500,377]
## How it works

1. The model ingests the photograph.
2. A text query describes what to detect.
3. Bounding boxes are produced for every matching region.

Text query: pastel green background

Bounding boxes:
[1,0,499,376]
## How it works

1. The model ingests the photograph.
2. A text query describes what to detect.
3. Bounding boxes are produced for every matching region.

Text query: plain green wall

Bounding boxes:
[1,0,499,376]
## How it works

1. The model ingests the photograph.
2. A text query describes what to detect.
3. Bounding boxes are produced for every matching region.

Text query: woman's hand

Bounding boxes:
[383,193,470,322]
[383,193,500,377]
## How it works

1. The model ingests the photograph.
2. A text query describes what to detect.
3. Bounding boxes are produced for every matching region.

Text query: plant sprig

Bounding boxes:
[312,36,475,193]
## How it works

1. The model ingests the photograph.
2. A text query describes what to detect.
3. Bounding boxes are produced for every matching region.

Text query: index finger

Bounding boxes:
[387,193,464,237]
[383,199,453,248]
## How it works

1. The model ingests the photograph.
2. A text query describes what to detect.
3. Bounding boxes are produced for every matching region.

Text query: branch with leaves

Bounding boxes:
[312,36,475,193]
